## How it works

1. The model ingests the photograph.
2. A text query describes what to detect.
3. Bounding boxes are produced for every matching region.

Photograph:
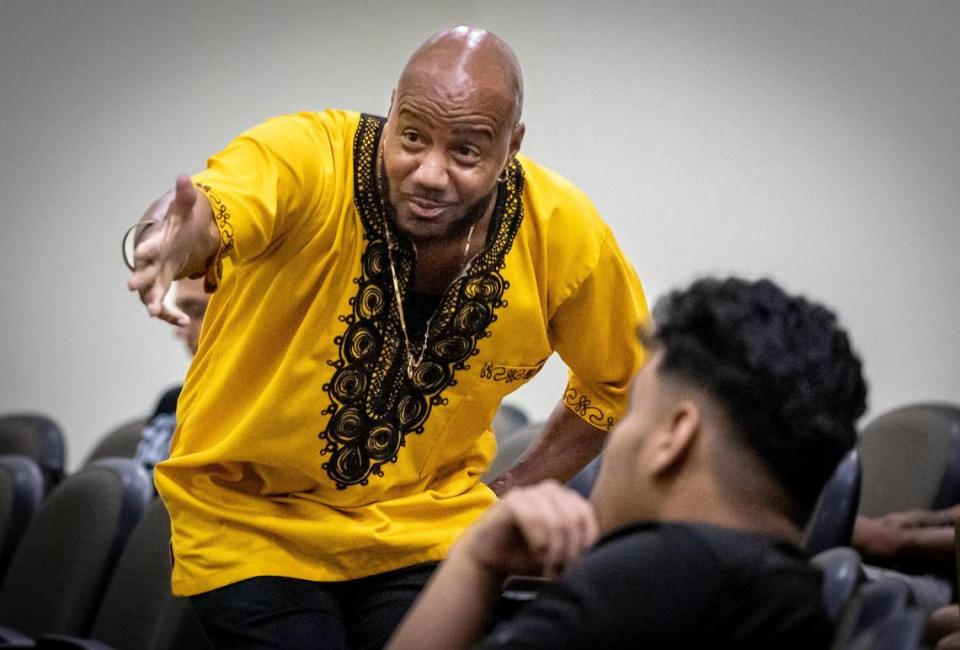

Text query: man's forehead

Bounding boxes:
[396,30,522,124]
[393,78,514,135]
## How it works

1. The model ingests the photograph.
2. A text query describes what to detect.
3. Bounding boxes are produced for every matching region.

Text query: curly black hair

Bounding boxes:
[649,277,867,525]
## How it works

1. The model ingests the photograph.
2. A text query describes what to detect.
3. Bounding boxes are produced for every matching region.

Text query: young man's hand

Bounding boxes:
[461,480,600,580]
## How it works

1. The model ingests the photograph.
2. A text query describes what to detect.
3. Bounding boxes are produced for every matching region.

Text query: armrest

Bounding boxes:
[35,636,113,650]
[0,624,35,647]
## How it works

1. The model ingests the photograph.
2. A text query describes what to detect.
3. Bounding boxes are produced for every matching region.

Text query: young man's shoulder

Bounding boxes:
[519,522,830,649]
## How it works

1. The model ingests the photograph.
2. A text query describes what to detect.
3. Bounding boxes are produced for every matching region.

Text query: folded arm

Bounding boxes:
[387,482,599,650]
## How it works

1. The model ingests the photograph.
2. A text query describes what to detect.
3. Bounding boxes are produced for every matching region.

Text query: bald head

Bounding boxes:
[380,27,527,244]
[400,26,524,125]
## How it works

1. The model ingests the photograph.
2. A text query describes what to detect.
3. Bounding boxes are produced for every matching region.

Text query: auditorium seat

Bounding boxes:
[803,448,862,555]
[0,459,153,642]
[37,498,208,650]
[482,421,544,484]
[491,403,529,441]
[858,402,960,517]
[82,418,147,466]
[0,413,66,492]
[0,456,44,584]
[811,546,865,621]
[831,578,915,648]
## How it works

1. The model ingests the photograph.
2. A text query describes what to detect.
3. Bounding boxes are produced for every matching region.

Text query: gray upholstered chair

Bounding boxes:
[491,403,529,442]
[811,546,865,621]
[830,578,914,649]
[0,413,66,492]
[0,458,153,642]
[483,421,545,484]
[82,418,148,466]
[0,455,44,584]
[803,448,862,555]
[857,402,960,517]
[38,498,208,650]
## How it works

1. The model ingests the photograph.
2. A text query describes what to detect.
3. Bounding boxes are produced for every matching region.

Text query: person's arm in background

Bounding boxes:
[853,503,960,574]
[127,175,219,325]
[387,482,598,650]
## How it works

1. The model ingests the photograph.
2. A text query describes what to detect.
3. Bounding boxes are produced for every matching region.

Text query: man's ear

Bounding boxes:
[649,400,700,477]
[508,122,525,159]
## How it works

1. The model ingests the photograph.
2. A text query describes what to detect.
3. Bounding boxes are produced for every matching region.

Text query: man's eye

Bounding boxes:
[456,146,480,160]
[403,132,420,144]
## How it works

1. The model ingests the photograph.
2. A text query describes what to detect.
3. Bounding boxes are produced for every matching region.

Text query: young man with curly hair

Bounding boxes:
[390,276,868,649]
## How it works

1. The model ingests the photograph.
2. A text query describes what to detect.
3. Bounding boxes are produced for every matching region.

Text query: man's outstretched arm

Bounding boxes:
[387,482,599,650]
[127,174,219,325]
[487,402,606,496]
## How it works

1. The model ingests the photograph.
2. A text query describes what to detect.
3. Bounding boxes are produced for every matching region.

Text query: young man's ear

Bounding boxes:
[648,400,700,476]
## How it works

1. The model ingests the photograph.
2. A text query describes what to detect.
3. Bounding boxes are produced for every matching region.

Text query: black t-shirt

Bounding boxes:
[476,522,832,649]
[151,385,182,418]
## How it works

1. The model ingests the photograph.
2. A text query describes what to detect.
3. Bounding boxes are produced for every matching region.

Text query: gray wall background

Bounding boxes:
[1,0,958,468]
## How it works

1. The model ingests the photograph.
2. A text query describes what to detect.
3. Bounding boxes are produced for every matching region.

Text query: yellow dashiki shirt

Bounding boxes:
[156,109,649,596]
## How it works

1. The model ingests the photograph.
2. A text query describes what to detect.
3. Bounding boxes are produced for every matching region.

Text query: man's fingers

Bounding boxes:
[143,285,189,326]
[158,304,190,327]
[173,173,197,212]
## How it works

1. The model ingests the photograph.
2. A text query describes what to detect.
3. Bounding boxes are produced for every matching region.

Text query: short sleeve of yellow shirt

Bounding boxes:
[157,110,648,596]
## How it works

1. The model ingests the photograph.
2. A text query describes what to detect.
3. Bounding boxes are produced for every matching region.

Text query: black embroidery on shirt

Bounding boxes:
[479,360,546,384]
[318,114,525,489]
[194,182,235,292]
[564,387,615,431]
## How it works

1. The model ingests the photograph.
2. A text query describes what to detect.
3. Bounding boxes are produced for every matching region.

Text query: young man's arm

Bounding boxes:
[387,482,599,650]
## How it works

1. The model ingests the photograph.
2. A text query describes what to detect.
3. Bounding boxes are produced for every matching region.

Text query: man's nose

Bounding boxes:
[411,149,449,191]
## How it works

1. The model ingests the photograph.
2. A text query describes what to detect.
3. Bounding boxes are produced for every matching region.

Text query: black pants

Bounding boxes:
[189,562,437,650]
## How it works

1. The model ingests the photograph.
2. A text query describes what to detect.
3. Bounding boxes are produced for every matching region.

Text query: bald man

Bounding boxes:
[127,27,647,648]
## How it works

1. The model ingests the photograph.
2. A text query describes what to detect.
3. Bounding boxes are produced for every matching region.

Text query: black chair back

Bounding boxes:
[0,456,44,583]
[804,448,862,555]
[567,455,602,498]
[811,546,865,621]
[831,578,913,649]
[83,498,208,649]
[83,417,148,466]
[844,608,927,650]
[0,458,152,639]
[0,413,66,491]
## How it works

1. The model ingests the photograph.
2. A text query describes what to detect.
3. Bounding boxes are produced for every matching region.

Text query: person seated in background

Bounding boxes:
[134,277,208,472]
[388,276,868,649]
[854,504,959,580]
[926,604,960,649]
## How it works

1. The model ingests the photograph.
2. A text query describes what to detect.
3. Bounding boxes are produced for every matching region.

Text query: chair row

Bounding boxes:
[0,455,206,649]
[0,414,149,497]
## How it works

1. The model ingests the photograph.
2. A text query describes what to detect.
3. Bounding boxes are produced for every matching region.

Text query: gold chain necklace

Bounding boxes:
[377,144,474,380]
